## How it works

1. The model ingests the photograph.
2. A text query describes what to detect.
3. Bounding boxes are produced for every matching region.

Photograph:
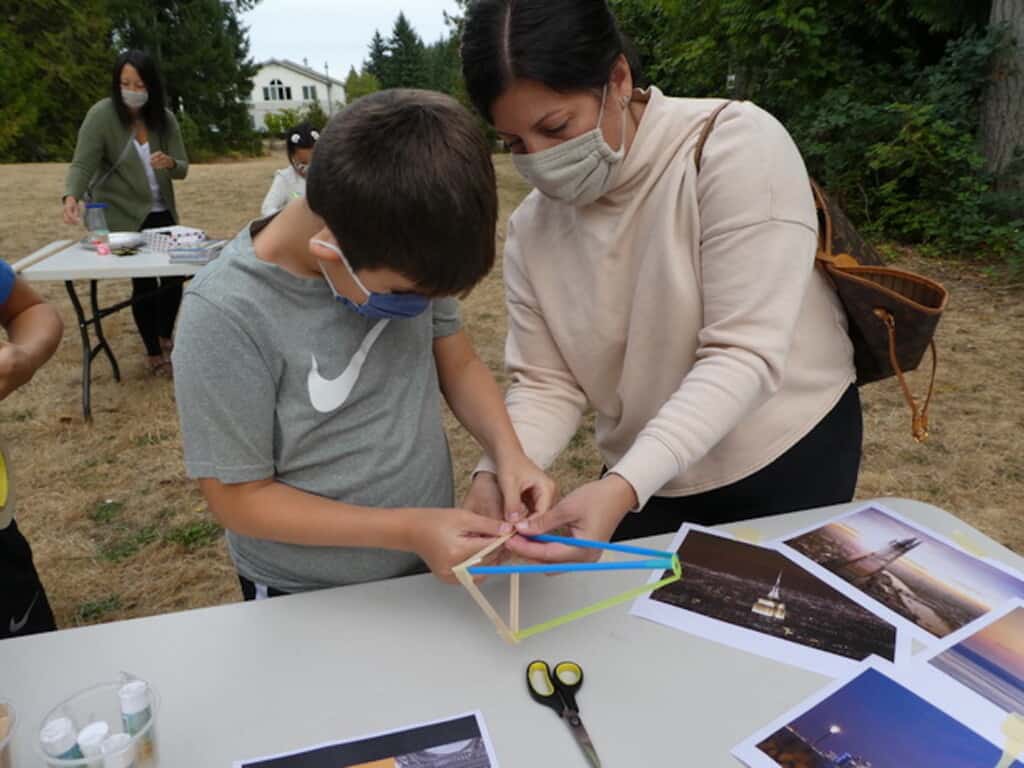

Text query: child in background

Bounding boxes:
[174,90,555,598]
[0,261,64,638]
[260,122,318,216]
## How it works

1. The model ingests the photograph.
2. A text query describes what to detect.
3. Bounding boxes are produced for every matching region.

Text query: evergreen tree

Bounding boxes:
[364,30,389,84]
[0,0,113,161]
[344,67,382,103]
[385,12,428,89]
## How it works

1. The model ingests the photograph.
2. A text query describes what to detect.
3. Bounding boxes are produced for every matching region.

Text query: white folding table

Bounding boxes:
[14,240,204,420]
[1,497,1020,767]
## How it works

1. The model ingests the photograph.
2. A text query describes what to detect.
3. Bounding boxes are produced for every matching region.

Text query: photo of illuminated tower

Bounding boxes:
[752,572,787,620]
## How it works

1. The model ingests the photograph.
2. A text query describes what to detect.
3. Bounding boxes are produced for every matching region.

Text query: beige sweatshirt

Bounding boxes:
[483,87,856,507]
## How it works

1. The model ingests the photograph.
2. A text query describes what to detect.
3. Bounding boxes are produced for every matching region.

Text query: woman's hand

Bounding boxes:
[150,151,175,170]
[62,196,81,225]
[494,453,558,522]
[505,474,638,563]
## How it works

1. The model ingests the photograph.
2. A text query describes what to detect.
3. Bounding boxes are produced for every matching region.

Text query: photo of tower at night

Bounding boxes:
[829,538,922,585]
[752,572,787,620]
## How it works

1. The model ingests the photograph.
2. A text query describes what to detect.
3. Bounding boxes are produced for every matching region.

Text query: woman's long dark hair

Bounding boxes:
[461,0,643,123]
[111,50,168,133]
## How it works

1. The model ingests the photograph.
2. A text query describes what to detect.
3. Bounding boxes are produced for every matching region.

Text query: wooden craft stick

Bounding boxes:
[454,531,516,571]
[455,565,517,644]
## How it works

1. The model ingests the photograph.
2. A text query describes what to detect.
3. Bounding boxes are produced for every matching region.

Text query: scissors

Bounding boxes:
[526,660,601,767]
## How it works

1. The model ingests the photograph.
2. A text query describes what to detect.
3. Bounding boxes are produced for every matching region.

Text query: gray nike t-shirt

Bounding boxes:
[173,222,461,592]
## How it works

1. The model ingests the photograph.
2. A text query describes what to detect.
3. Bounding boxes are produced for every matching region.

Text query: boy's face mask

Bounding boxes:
[312,239,430,320]
[511,84,628,206]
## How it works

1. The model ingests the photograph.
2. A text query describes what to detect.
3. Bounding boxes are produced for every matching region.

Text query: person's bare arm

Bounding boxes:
[199,477,510,583]
[0,277,63,401]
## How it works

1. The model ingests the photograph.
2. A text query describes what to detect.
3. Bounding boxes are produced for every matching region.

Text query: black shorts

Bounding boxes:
[1,519,56,638]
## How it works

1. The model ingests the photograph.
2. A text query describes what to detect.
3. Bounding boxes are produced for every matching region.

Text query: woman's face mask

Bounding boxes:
[312,239,430,320]
[122,89,149,109]
[511,85,628,206]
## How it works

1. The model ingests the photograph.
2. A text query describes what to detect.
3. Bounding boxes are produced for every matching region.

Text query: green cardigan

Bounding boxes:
[64,98,189,232]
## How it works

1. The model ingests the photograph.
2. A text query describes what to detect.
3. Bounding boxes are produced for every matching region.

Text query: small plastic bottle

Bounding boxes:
[84,203,112,255]
[100,732,136,768]
[40,716,85,760]
[77,720,110,766]
[118,681,156,764]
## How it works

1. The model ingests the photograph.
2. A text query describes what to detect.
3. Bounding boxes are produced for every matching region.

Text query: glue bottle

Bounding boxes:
[118,680,155,764]
[40,717,85,760]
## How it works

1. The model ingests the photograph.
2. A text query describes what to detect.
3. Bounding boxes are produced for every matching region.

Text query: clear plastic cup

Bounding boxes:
[0,700,15,768]
[37,675,158,768]
[84,203,111,256]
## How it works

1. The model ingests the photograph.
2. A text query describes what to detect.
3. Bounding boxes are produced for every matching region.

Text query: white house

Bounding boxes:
[248,58,346,131]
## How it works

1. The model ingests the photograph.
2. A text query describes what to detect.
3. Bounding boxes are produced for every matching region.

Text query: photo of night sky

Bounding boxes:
[756,667,1022,767]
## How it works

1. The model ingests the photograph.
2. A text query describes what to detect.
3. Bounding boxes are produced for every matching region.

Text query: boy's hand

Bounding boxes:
[0,342,34,401]
[407,508,512,584]
[493,454,558,523]
[505,475,637,563]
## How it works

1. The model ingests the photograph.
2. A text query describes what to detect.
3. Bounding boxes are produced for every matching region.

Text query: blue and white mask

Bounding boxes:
[313,239,430,320]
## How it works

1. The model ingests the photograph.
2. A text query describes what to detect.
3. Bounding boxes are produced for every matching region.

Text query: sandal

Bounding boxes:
[147,357,174,379]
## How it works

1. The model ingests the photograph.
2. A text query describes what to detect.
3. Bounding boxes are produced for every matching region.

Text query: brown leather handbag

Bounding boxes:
[696,102,949,442]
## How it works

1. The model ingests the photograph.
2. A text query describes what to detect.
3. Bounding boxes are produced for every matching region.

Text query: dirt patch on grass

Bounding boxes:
[0,153,1019,629]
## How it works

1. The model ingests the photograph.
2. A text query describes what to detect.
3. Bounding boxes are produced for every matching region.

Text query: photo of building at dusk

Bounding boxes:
[755,668,1021,768]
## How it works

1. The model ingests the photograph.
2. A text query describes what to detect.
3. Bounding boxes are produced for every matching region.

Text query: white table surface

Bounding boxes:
[15,239,204,281]
[2,497,1020,767]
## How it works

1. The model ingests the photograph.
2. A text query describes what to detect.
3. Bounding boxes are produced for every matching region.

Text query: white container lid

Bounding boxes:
[101,732,135,768]
[118,681,150,716]
[40,717,77,757]
[77,720,110,756]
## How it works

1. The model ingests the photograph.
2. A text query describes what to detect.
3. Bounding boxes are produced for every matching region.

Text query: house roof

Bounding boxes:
[258,58,346,88]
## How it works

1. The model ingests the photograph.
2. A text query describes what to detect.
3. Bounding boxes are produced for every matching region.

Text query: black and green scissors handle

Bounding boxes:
[527,660,601,767]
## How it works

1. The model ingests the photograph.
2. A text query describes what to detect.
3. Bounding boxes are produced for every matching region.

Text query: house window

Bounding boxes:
[267,79,290,101]
[302,85,317,101]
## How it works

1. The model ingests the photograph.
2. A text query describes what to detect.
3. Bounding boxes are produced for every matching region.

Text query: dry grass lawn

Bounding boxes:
[0,151,1020,629]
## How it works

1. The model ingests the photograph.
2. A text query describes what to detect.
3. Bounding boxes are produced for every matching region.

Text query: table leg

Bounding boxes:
[64,281,93,421]
[90,280,121,383]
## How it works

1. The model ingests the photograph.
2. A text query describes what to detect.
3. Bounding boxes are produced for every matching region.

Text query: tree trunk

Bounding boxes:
[981,0,1024,192]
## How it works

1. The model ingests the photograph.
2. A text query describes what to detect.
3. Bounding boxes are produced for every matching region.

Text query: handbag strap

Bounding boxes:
[694,101,734,173]
[874,308,936,442]
[85,134,134,203]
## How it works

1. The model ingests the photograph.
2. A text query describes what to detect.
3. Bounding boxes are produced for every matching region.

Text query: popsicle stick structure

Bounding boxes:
[454,533,682,644]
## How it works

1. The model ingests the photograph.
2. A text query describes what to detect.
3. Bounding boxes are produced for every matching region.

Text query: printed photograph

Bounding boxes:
[239,714,494,768]
[785,506,1024,638]
[649,529,899,662]
[753,667,1022,768]
[929,605,1024,716]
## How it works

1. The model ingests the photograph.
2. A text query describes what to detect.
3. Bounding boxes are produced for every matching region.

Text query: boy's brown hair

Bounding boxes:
[306,88,497,297]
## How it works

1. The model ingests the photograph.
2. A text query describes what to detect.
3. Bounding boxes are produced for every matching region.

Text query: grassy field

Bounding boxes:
[1,150,1021,629]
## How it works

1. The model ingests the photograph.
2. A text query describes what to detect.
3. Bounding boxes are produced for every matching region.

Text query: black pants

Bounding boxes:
[238,574,291,601]
[611,384,863,540]
[132,210,184,357]
[1,520,57,639]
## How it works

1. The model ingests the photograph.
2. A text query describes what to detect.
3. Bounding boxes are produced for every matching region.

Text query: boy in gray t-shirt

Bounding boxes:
[173,90,554,596]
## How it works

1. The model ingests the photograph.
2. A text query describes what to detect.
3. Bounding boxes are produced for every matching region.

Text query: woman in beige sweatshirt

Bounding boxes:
[460,0,861,563]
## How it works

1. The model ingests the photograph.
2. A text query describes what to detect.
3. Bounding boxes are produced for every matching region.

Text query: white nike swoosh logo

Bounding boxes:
[307,319,390,413]
[9,590,40,634]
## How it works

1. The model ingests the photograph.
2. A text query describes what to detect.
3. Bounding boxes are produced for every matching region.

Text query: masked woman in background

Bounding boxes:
[62,49,189,378]
[460,0,862,563]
